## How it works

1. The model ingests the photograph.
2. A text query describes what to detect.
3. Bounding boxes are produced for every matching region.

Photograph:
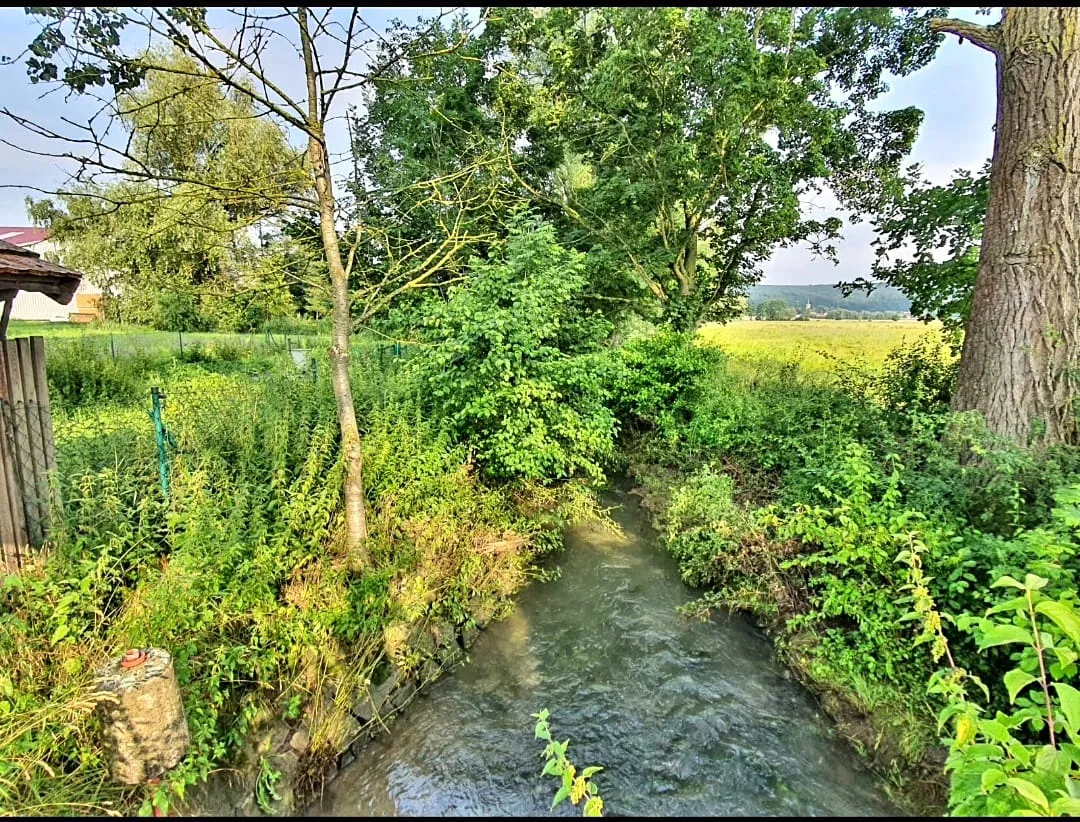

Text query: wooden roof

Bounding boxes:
[0,238,82,303]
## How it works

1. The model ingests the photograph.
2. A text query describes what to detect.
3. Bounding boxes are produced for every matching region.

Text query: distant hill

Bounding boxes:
[747,283,911,314]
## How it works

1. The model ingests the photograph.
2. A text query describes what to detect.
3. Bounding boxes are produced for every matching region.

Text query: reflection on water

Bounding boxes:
[316,489,901,817]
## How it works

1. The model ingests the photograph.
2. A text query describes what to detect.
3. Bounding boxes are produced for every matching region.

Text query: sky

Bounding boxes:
[0,6,998,286]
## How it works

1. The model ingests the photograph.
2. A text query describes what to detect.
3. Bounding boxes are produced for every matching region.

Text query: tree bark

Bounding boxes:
[674,234,697,298]
[943,8,1080,446]
[298,9,370,560]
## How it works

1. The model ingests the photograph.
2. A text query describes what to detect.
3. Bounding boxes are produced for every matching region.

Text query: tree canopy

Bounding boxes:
[840,162,989,332]
[25,47,308,328]
[485,6,945,329]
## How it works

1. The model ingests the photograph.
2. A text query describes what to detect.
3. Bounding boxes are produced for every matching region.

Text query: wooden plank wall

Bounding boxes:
[0,336,57,571]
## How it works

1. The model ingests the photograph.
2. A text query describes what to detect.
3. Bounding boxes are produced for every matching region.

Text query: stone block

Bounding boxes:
[95,648,190,784]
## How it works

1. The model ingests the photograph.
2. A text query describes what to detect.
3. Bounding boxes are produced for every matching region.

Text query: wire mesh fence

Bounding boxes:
[50,327,418,365]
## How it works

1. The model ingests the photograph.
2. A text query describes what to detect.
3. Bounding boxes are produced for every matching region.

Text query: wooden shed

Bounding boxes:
[0,237,82,569]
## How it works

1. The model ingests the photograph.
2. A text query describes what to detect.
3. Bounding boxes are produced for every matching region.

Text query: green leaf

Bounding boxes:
[1005,777,1050,812]
[1024,574,1050,592]
[1054,683,1080,739]
[980,767,1006,793]
[581,766,603,778]
[551,783,571,810]
[987,596,1032,616]
[992,575,1027,590]
[1034,744,1070,780]
[1036,601,1080,647]
[1052,796,1080,816]
[542,758,562,777]
[978,623,1033,649]
[979,719,1013,746]
[1004,669,1037,704]
[50,623,69,646]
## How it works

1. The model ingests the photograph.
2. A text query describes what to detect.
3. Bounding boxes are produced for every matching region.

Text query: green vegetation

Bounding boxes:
[415,217,615,482]
[0,338,596,816]
[5,5,1080,819]
[4,272,1074,818]
[617,328,1080,813]
[532,709,605,817]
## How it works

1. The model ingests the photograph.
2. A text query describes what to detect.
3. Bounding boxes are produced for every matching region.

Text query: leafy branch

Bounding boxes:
[532,709,605,817]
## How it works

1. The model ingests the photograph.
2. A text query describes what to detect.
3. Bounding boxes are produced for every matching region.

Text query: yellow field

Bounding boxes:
[698,318,946,372]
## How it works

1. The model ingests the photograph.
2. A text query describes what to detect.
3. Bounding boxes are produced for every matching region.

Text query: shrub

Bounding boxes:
[417,214,616,482]
[609,329,723,444]
[916,564,1080,817]
[46,338,159,410]
[664,466,758,589]
[154,289,207,332]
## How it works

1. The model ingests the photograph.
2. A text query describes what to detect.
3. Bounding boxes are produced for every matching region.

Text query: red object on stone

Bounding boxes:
[121,648,148,669]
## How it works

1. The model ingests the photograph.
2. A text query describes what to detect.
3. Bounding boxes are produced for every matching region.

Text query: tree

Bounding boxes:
[9,7,472,561]
[931,9,1080,445]
[19,47,307,327]
[843,162,989,332]
[495,6,946,330]
[346,11,546,331]
[351,11,649,336]
[753,299,796,321]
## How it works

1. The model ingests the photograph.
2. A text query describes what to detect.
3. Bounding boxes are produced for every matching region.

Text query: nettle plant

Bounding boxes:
[901,538,1080,816]
[532,709,605,817]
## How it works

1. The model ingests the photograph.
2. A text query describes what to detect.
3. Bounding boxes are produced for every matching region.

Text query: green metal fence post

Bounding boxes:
[178,331,184,359]
[150,387,171,499]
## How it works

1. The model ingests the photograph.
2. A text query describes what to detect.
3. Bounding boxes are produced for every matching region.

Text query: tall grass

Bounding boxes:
[2,337,580,816]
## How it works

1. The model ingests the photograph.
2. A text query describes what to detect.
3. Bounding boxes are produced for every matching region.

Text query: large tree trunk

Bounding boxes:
[937,9,1080,445]
[299,9,370,562]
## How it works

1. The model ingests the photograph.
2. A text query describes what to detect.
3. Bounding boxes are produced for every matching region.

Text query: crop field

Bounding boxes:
[698,318,948,372]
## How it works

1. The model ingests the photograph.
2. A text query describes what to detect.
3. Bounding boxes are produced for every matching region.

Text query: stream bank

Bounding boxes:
[313,487,901,816]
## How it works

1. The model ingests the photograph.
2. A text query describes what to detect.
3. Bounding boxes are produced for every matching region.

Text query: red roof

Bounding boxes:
[0,227,51,246]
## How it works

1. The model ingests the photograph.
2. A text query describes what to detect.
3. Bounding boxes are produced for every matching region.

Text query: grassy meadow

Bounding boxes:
[698,318,947,372]
[10,316,946,378]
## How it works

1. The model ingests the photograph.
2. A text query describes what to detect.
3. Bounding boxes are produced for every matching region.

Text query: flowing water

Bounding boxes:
[317,488,902,817]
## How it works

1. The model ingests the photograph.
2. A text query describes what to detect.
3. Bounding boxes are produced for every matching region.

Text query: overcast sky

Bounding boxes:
[0,6,997,286]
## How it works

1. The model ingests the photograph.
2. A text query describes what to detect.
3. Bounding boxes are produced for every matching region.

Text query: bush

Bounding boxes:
[46,338,159,410]
[154,290,207,332]
[609,329,723,444]
[417,214,616,482]
[664,465,760,589]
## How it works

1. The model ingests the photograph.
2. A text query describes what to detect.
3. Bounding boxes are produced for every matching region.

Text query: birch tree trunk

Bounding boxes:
[298,8,370,561]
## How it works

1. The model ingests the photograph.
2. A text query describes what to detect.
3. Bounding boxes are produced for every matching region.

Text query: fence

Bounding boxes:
[93,328,323,361]
[0,336,57,570]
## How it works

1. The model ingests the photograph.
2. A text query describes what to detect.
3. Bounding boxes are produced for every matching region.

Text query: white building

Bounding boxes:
[0,227,103,322]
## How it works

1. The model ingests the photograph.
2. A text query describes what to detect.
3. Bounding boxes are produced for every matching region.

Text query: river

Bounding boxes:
[316,487,901,817]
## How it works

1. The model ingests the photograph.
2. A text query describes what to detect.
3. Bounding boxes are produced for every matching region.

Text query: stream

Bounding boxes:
[316,487,902,817]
